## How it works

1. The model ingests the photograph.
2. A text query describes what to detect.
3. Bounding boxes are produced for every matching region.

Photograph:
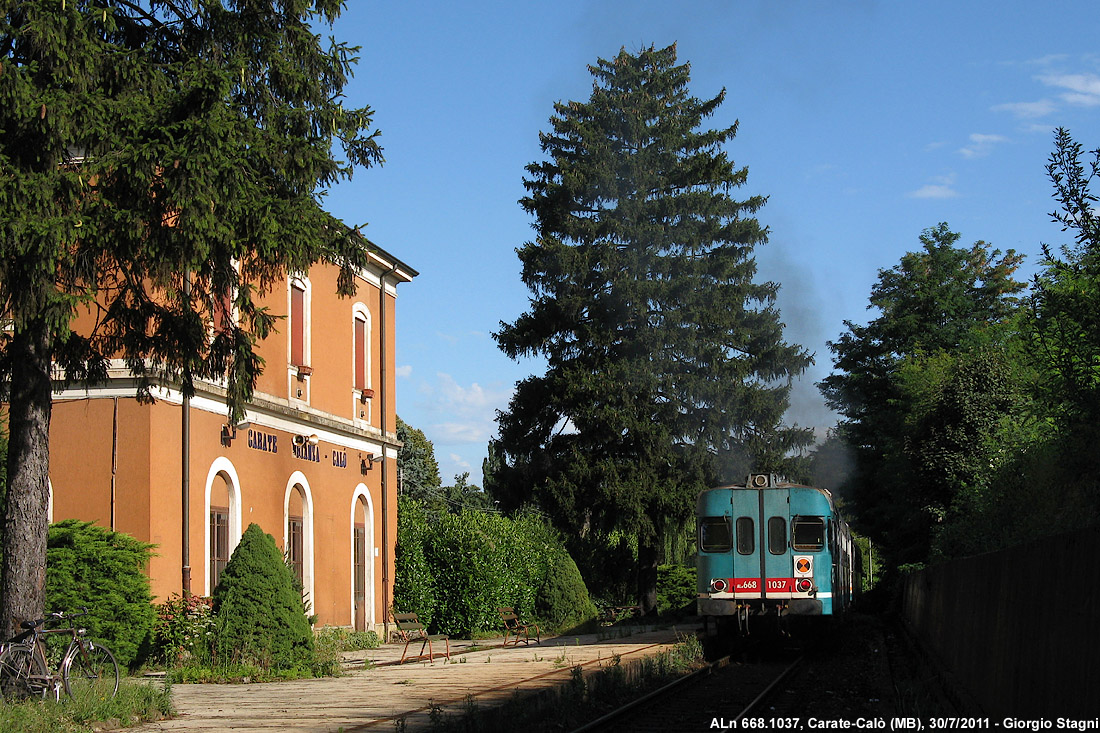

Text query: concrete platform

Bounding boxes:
[136,622,700,732]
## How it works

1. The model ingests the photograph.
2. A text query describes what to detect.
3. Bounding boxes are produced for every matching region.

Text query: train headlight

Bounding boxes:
[796,578,814,593]
[710,578,728,593]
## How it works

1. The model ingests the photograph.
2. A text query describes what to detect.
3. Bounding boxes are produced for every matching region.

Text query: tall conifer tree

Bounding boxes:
[0,1,380,636]
[493,44,811,611]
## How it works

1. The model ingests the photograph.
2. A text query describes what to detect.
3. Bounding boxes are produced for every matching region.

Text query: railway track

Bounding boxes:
[572,644,806,732]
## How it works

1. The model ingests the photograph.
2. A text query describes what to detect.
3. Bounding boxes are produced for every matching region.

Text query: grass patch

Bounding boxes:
[0,679,173,732]
[162,625,380,683]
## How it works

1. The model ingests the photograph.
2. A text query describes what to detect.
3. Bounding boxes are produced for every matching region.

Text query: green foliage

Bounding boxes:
[211,523,313,671]
[397,416,443,502]
[45,519,155,670]
[656,564,696,616]
[492,43,811,612]
[152,593,215,668]
[394,498,596,636]
[314,626,381,652]
[0,0,380,635]
[535,547,598,631]
[819,223,1027,565]
[393,495,438,626]
[1030,128,1100,431]
[0,679,172,733]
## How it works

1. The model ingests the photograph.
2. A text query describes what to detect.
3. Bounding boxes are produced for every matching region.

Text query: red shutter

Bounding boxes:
[354,317,366,391]
[291,284,305,366]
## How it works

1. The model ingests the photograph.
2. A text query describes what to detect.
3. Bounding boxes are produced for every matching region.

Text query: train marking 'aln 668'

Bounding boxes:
[696,474,856,631]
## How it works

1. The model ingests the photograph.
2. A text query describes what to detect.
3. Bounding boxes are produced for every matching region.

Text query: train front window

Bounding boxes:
[768,516,787,554]
[736,517,755,555]
[699,517,732,553]
[792,516,825,551]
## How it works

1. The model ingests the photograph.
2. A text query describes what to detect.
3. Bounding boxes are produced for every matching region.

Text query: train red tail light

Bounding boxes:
[796,578,813,593]
[710,578,728,593]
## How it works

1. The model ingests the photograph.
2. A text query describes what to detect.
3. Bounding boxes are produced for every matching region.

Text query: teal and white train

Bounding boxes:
[696,474,856,632]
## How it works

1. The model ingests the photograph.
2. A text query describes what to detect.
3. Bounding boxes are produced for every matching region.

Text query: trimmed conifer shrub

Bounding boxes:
[211,523,313,671]
[46,519,156,670]
[535,546,598,631]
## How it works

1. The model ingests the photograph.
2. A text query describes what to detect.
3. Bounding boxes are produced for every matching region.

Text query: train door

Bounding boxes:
[731,489,761,598]
[763,489,792,599]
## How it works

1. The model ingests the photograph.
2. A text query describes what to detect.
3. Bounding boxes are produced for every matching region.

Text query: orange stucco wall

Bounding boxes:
[46,258,407,631]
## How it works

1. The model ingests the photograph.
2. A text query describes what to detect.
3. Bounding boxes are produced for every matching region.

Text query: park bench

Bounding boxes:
[392,612,450,664]
[598,605,642,624]
[497,607,540,646]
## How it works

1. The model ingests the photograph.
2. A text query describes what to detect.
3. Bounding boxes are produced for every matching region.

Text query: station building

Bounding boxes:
[46,245,416,633]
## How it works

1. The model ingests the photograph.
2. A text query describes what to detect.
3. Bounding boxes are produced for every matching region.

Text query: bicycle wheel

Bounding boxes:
[61,641,119,699]
[0,644,49,700]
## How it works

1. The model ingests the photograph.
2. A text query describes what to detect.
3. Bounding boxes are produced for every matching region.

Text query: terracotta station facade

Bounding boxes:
[46,246,417,634]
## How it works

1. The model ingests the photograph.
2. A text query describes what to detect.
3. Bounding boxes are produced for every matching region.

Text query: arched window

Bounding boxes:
[284,472,315,609]
[204,458,243,595]
[289,277,310,368]
[352,303,372,423]
[350,486,375,630]
[288,276,312,402]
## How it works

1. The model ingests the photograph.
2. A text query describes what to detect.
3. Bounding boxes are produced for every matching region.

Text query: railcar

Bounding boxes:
[696,474,855,632]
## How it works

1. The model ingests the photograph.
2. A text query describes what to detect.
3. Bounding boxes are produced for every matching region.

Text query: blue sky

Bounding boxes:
[320,1,1100,487]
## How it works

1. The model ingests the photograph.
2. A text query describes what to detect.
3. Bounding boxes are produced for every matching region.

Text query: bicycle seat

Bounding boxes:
[19,620,38,630]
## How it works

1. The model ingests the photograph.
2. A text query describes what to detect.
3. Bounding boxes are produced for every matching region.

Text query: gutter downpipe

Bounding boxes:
[379,262,398,640]
[182,275,192,596]
[111,397,118,530]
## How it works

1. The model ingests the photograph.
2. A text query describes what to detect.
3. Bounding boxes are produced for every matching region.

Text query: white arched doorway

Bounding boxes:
[204,457,243,595]
[350,484,376,630]
[284,471,316,613]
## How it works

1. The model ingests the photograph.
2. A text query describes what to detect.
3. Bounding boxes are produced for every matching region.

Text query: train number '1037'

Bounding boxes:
[729,578,795,593]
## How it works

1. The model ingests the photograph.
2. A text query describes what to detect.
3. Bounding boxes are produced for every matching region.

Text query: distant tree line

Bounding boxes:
[819,128,1100,570]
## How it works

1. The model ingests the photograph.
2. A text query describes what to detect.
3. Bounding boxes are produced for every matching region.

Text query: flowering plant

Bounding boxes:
[153,594,216,666]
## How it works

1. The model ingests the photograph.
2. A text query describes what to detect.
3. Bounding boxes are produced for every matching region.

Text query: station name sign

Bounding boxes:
[248,429,278,453]
[247,428,350,470]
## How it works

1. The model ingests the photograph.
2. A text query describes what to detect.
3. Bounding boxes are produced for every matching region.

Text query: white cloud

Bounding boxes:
[433,372,512,417]
[431,422,486,444]
[909,184,957,199]
[908,173,958,199]
[992,99,1056,119]
[395,364,413,378]
[1039,72,1100,106]
[448,453,471,470]
[958,133,1008,159]
[414,372,514,447]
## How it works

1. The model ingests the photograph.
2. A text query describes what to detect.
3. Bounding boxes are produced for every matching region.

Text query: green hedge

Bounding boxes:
[46,520,156,670]
[394,497,596,636]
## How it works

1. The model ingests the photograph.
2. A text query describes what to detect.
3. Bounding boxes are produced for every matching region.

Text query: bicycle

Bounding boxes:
[0,608,119,701]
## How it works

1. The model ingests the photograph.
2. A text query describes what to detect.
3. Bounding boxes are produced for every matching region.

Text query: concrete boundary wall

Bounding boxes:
[901,526,1099,717]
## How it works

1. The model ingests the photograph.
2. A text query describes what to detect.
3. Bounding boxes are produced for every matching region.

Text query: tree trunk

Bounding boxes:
[636,537,659,616]
[1,319,53,640]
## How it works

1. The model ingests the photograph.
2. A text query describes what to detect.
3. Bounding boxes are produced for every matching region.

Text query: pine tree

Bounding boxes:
[0,1,380,637]
[493,44,811,612]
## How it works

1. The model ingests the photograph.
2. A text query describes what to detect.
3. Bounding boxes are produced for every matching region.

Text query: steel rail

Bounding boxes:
[732,654,805,721]
[568,654,733,733]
